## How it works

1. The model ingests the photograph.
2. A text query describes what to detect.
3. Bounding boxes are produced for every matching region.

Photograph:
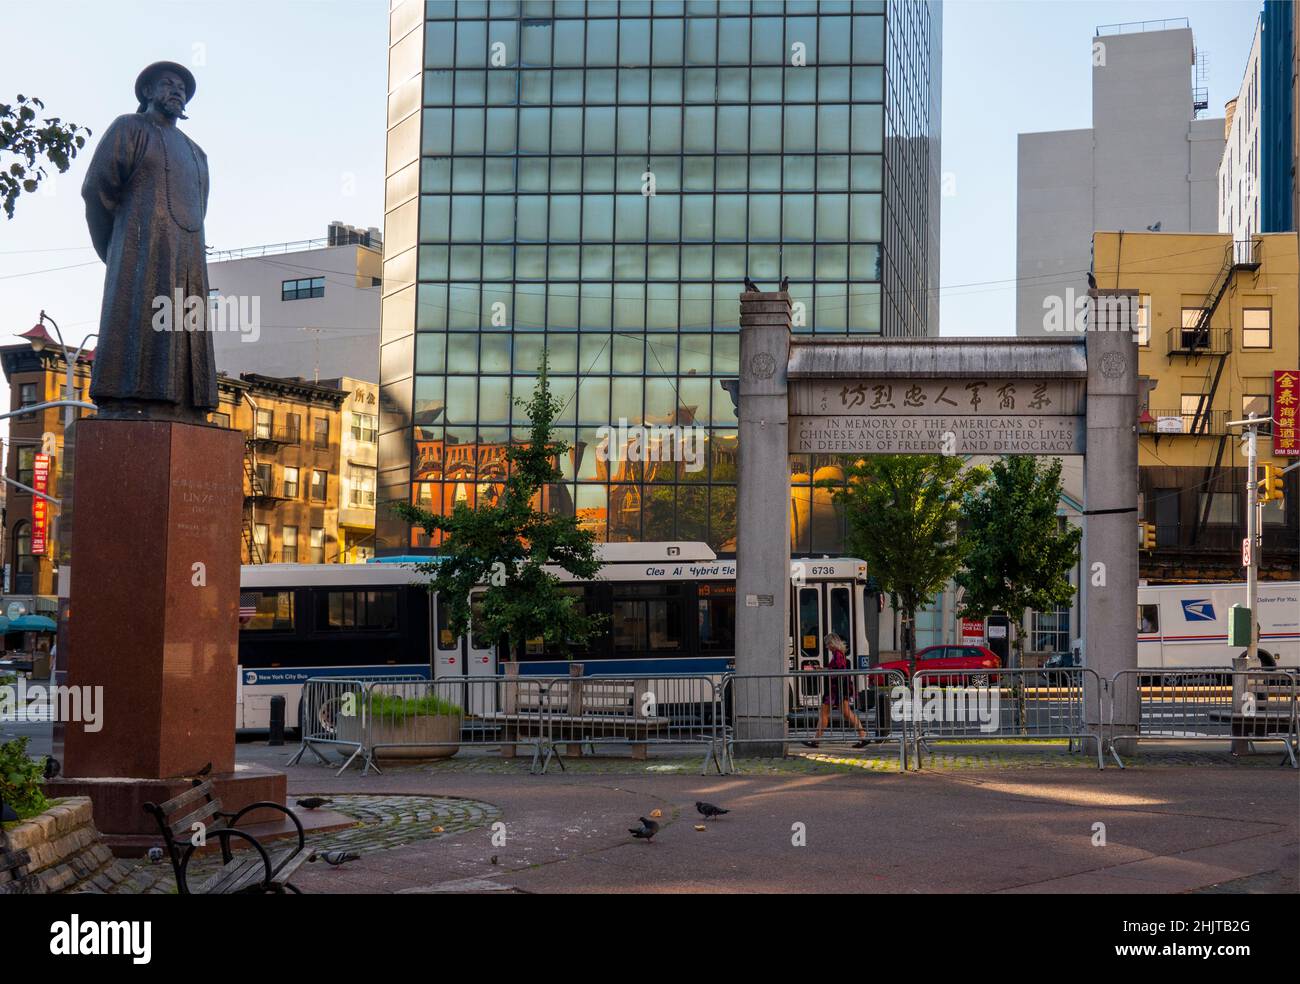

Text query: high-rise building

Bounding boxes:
[207,222,384,382]
[378,0,942,557]
[1017,21,1224,337]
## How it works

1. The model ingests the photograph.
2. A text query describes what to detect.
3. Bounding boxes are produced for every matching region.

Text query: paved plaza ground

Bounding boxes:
[105,739,1299,894]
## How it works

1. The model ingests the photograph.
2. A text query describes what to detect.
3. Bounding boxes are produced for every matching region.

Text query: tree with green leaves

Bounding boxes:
[396,356,605,661]
[955,455,1082,668]
[818,454,987,662]
[1,95,90,219]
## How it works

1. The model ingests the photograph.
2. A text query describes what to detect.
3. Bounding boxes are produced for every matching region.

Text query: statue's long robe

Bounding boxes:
[81,112,217,411]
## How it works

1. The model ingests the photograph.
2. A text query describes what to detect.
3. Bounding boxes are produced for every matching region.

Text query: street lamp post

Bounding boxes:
[33,311,97,429]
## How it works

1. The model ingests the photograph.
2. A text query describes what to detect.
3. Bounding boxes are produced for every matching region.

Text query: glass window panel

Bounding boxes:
[551,377,577,425]
[547,195,579,241]
[445,376,478,422]
[422,109,452,154]
[553,20,584,65]
[455,70,486,104]
[450,245,481,278]
[426,22,455,67]
[748,195,780,241]
[820,17,851,63]
[481,282,512,323]
[853,16,884,62]
[716,106,747,153]
[850,243,881,280]
[582,106,615,153]
[682,196,713,241]
[851,154,882,190]
[783,194,814,241]
[653,19,684,65]
[417,283,448,330]
[584,157,615,191]
[848,283,882,332]
[615,195,647,241]
[516,196,547,241]
[549,244,579,278]
[816,284,847,331]
[483,245,513,280]
[614,245,646,281]
[817,194,848,240]
[480,376,511,423]
[816,245,847,279]
[646,284,678,329]
[750,17,784,64]
[850,193,882,239]
[613,282,645,327]
[852,65,883,101]
[481,196,513,242]
[717,68,748,102]
[786,17,817,64]
[748,106,782,153]
[587,19,617,65]
[786,66,816,102]
[685,17,716,64]
[449,284,481,329]
[513,332,544,371]
[580,283,612,330]
[413,376,445,427]
[456,20,487,67]
[713,244,746,280]
[750,156,781,190]
[645,376,677,421]
[485,108,516,152]
[575,485,607,541]
[452,158,483,193]
[577,376,610,425]
[422,157,452,194]
[425,69,454,105]
[715,156,747,190]
[650,106,681,152]
[619,67,650,102]
[685,67,716,101]
[680,285,712,332]
[750,67,782,102]
[818,66,850,102]
[419,195,450,242]
[852,104,883,152]
[712,382,739,425]
[620,19,650,65]
[712,282,740,328]
[680,244,712,280]
[450,195,482,241]
[515,283,546,328]
[612,377,643,426]
[521,20,551,66]
[617,107,649,153]
[648,245,678,280]
[648,195,680,241]
[683,107,715,153]
[520,69,549,103]
[817,105,849,152]
[415,332,447,373]
[748,244,780,280]
[548,283,579,328]
[518,107,549,153]
[581,194,614,241]
[546,333,578,372]
[715,195,746,241]
[550,108,582,154]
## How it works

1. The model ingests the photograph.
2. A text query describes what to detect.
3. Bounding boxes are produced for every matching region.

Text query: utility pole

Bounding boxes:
[1227,412,1263,664]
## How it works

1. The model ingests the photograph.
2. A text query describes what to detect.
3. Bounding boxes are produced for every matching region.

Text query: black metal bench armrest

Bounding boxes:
[220,802,306,857]
[179,827,273,895]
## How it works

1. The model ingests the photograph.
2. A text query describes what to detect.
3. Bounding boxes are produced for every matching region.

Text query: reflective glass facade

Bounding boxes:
[378,0,941,557]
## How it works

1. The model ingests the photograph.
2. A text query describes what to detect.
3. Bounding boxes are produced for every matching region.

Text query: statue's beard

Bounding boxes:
[154,99,188,121]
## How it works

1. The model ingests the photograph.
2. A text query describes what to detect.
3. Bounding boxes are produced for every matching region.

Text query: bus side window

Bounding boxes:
[435,598,457,650]
[1138,604,1159,634]
[242,591,294,632]
[829,587,851,646]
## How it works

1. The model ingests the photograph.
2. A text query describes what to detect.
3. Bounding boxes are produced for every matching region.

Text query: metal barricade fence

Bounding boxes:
[1107,668,1299,769]
[909,667,1106,770]
[305,674,726,776]
[720,669,910,771]
[287,677,371,775]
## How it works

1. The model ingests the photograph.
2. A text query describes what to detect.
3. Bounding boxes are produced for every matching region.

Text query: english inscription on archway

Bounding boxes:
[788,378,1085,454]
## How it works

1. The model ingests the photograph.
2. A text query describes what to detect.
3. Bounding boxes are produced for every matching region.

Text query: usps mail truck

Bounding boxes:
[1137,582,1299,669]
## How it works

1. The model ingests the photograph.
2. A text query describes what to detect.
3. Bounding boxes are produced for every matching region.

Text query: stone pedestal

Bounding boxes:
[51,418,285,844]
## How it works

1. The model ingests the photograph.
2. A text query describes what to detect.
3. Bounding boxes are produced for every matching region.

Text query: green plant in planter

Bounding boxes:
[0,736,50,820]
[369,692,462,723]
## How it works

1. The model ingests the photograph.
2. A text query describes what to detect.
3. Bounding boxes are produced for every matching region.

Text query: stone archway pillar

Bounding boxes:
[735,290,792,755]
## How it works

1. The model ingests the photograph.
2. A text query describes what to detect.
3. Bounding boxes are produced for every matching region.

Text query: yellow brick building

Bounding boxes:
[1093,231,1298,581]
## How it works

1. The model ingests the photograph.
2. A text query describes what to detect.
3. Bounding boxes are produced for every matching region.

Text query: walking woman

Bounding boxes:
[802,632,869,748]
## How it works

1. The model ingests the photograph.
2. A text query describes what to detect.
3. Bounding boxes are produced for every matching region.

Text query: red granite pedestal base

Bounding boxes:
[55,418,290,850]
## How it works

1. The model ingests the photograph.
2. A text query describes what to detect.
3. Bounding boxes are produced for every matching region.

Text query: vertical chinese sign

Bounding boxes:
[1274,371,1299,457]
[31,452,51,554]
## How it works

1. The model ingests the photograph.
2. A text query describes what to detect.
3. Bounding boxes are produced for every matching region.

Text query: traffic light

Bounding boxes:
[1138,521,1156,550]
[1257,464,1284,502]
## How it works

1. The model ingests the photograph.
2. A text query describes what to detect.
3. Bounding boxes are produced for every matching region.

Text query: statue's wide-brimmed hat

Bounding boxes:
[135,61,196,110]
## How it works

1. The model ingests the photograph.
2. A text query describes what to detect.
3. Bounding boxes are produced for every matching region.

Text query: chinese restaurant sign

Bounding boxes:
[1274,370,1298,457]
[789,378,1085,455]
[31,453,50,554]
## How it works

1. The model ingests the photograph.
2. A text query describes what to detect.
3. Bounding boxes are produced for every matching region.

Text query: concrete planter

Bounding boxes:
[338,713,462,759]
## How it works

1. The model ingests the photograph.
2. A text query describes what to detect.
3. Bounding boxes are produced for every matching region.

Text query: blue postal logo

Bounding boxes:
[1180,600,1216,622]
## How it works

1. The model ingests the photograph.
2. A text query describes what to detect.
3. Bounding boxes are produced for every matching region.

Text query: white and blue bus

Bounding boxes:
[237,542,870,730]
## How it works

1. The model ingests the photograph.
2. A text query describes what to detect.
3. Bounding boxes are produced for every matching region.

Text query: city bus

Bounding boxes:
[1137,581,1299,670]
[236,543,870,730]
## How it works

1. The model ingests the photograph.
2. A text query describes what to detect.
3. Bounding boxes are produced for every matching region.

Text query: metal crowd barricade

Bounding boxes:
[720,668,910,771]
[287,677,371,775]
[331,673,725,776]
[1107,668,1299,769]
[909,667,1106,770]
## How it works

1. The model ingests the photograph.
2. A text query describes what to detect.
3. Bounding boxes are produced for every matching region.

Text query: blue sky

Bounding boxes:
[0,0,1264,361]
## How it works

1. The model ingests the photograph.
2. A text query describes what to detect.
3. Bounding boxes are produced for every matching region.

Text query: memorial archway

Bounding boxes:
[733,289,1139,750]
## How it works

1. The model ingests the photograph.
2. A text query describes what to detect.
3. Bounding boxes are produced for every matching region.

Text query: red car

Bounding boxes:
[878,645,1001,685]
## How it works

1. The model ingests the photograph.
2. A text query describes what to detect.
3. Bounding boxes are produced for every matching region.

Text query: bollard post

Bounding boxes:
[269,694,285,747]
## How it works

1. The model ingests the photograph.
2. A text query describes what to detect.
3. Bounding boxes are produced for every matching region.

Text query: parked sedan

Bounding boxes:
[878,645,1001,686]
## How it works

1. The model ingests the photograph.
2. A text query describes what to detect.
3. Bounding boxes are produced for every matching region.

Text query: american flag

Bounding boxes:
[239,592,259,625]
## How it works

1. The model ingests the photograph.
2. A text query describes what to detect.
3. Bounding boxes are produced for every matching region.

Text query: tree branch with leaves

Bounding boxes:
[1,95,90,219]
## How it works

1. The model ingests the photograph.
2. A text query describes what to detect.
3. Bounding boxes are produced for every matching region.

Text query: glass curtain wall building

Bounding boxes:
[378,0,941,557]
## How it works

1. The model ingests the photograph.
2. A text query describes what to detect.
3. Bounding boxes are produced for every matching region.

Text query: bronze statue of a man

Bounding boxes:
[81,61,218,423]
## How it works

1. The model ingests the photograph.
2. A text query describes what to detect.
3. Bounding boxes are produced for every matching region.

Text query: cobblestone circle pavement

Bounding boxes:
[106,794,502,895]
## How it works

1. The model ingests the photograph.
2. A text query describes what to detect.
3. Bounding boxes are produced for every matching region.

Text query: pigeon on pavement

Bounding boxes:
[696,801,729,820]
[295,797,333,810]
[310,850,361,867]
[628,817,659,841]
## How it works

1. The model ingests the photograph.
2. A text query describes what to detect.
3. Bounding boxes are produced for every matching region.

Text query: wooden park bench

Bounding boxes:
[143,780,310,894]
